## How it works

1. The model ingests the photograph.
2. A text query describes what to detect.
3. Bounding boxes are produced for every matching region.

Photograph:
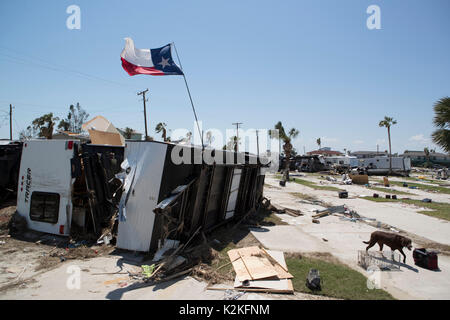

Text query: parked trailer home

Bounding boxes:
[16,140,123,236]
[357,156,411,176]
[116,141,267,252]
[323,155,359,170]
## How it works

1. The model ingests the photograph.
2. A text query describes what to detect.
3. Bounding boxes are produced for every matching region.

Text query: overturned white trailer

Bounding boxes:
[16,140,124,236]
[15,140,267,253]
[116,141,267,252]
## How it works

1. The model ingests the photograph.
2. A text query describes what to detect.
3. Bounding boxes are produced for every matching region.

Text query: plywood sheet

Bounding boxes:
[241,254,278,280]
[227,246,281,281]
[265,250,293,279]
[233,277,294,294]
[230,256,252,282]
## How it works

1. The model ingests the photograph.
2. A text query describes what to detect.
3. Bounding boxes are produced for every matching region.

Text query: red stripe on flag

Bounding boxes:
[121,57,166,76]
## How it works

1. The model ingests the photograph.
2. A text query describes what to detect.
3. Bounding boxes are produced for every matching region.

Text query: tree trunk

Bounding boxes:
[284,142,292,181]
[388,126,392,175]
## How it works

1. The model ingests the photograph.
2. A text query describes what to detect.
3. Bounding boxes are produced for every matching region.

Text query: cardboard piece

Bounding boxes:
[349,174,369,185]
[83,115,125,146]
[89,129,124,146]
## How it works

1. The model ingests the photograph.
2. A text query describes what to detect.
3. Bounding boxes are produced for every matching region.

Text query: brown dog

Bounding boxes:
[363,231,412,263]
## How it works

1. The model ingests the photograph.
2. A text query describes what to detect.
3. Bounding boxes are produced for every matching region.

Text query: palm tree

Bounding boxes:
[226,135,240,151]
[185,131,192,143]
[123,127,134,139]
[316,138,321,150]
[424,147,431,167]
[378,116,397,175]
[271,121,299,180]
[155,122,168,142]
[432,97,450,153]
[205,131,213,147]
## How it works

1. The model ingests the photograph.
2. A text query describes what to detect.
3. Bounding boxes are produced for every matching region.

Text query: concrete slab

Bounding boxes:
[250,225,329,253]
[260,175,450,300]
[265,175,450,246]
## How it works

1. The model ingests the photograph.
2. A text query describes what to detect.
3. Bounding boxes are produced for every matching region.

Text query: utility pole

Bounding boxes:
[255,129,259,157]
[232,122,242,152]
[9,104,13,140]
[137,89,149,140]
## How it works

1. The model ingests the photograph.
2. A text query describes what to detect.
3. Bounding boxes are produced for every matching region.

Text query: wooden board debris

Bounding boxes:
[227,246,294,294]
[233,278,294,294]
[228,246,278,281]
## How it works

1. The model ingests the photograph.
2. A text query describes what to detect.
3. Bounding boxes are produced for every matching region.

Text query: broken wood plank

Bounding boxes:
[233,277,294,294]
[312,211,330,219]
[284,208,302,217]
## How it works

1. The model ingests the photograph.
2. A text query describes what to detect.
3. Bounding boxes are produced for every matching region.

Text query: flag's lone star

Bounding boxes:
[159,57,171,68]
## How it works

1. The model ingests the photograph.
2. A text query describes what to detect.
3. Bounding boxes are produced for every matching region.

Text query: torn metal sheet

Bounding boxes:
[153,239,180,262]
[116,142,168,252]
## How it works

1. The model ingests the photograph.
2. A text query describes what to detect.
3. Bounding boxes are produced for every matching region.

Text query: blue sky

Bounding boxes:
[0,0,449,154]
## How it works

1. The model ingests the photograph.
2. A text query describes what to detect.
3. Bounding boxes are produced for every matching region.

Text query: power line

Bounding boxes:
[0,47,135,89]
[232,122,243,152]
[9,104,13,140]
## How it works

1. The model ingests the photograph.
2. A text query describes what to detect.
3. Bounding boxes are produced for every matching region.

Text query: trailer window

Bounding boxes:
[30,192,60,224]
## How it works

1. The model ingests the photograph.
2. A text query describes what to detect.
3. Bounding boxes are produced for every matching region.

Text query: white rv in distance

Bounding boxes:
[357,156,411,176]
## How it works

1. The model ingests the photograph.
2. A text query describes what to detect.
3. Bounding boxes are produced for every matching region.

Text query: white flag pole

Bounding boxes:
[172,42,204,149]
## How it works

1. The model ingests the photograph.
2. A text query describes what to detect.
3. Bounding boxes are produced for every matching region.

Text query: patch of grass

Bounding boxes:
[250,207,288,226]
[362,197,450,221]
[209,242,237,280]
[291,178,345,192]
[205,227,261,281]
[367,186,412,195]
[405,176,448,185]
[389,181,450,194]
[285,255,394,300]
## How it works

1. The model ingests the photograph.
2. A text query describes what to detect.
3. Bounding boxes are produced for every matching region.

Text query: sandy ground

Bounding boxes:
[0,202,332,300]
[0,251,333,300]
[256,173,450,300]
[1,171,448,300]
[275,173,450,245]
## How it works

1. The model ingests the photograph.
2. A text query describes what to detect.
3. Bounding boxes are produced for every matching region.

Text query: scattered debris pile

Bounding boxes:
[261,197,302,217]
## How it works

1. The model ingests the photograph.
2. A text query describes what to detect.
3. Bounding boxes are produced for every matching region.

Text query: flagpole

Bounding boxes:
[172,42,204,149]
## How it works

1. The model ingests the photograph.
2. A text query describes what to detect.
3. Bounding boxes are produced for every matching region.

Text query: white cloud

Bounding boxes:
[409,134,429,144]
[353,140,364,145]
[322,137,339,143]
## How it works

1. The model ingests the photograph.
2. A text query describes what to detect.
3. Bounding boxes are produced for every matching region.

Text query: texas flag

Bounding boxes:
[120,38,183,76]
